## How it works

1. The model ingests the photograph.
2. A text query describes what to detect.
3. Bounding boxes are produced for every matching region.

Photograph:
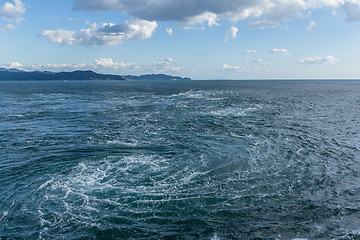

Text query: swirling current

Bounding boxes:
[1,80,360,240]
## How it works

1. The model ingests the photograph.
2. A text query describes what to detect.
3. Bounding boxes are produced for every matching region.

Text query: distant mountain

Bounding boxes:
[123,74,191,81]
[0,69,192,81]
[0,68,25,73]
[0,69,124,81]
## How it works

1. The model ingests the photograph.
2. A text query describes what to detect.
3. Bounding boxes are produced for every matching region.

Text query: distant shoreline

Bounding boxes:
[0,68,191,81]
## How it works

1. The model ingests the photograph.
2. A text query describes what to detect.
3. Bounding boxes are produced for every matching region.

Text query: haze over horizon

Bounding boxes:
[1,0,360,79]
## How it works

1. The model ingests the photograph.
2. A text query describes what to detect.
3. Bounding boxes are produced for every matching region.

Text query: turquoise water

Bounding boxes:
[1,80,360,239]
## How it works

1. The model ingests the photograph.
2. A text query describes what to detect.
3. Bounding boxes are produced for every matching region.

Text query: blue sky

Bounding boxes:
[1,0,360,79]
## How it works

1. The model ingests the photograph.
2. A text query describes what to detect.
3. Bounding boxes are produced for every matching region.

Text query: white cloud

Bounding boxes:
[29,63,80,71]
[222,62,245,71]
[0,0,25,31]
[306,0,343,9]
[166,27,173,36]
[41,20,158,46]
[224,26,238,42]
[3,61,23,69]
[153,57,180,72]
[41,29,76,45]
[0,0,25,22]
[0,23,16,32]
[253,58,273,66]
[161,57,176,63]
[185,12,220,27]
[93,58,115,68]
[343,0,360,22]
[249,20,280,29]
[262,0,310,22]
[245,50,257,53]
[270,48,291,56]
[297,55,338,64]
[93,58,139,70]
[72,0,359,29]
[306,20,318,30]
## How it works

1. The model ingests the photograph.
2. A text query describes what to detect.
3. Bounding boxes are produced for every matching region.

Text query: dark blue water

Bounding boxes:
[1,80,360,240]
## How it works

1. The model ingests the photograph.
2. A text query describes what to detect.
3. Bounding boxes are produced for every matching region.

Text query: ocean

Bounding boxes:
[1,80,360,239]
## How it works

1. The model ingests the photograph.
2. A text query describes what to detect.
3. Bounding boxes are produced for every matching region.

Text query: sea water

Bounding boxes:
[1,80,360,239]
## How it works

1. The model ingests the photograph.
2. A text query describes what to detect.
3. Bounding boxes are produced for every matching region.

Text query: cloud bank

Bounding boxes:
[41,20,157,46]
[40,0,360,46]
[72,0,360,27]
[2,57,180,74]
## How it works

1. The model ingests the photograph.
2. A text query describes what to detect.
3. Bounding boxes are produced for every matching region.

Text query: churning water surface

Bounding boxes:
[0,80,360,239]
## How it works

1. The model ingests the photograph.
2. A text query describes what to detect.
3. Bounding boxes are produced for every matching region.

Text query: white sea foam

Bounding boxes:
[210,106,258,117]
[6,114,25,118]
[37,179,54,191]
[336,230,360,239]
[41,154,173,211]
[211,233,221,240]
[34,151,217,231]
[175,91,206,99]
[0,211,8,222]
[172,90,225,101]
[0,200,15,222]
[105,140,139,146]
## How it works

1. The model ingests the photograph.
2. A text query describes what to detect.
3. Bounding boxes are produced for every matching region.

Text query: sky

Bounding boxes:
[1,0,360,79]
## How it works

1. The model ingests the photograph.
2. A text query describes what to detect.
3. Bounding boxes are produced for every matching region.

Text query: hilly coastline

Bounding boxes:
[0,68,191,81]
